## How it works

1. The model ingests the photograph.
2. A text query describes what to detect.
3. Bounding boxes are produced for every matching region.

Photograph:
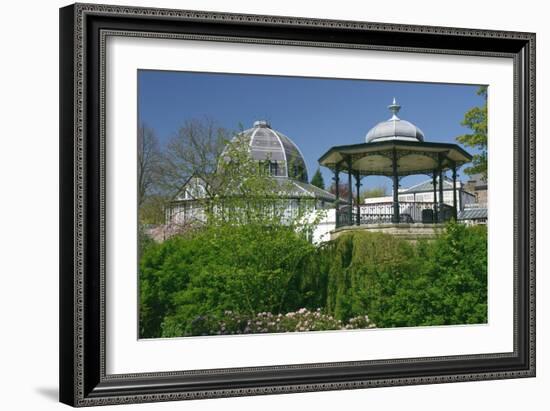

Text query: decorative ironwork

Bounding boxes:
[335,201,455,228]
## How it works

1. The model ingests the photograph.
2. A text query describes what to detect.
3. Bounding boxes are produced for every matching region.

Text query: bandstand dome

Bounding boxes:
[221,120,309,183]
[365,98,425,143]
[318,99,472,177]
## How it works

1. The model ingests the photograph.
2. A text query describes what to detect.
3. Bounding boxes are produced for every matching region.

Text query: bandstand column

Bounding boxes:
[334,164,340,226]
[432,170,438,223]
[355,172,361,226]
[438,168,444,221]
[392,148,400,223]
[347,156,353,225]
[452,164,458,220]
[334,165,340,202]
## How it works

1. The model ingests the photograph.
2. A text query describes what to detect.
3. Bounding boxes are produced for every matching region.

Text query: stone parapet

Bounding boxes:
[331,223,445,242]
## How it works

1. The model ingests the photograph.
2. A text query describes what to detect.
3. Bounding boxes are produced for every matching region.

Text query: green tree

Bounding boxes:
[456,86,488,179]
[139,194,167,225]
[310,168,325,189]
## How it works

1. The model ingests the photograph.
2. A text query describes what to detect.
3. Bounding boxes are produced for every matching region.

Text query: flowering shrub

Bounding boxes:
[162,308,375,337]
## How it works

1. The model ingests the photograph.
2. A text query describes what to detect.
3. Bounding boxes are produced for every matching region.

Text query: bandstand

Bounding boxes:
[318,99,473,231]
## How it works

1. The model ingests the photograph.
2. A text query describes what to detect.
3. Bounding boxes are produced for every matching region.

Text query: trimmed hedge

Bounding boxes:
[304,223,487,327]
[139,222,487,338]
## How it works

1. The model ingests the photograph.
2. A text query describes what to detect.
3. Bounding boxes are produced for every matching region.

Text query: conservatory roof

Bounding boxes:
[457,208,488,220]
[290,180,336,201]
[220,120,309,183]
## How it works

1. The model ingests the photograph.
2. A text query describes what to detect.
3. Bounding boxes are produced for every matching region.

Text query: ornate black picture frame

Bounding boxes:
[59,3,535,407]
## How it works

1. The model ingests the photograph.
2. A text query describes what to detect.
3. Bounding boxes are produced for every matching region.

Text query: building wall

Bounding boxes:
[475,189,488,205]
[167,201,206,225]
[311,209,336,243]
[167,198,328,229]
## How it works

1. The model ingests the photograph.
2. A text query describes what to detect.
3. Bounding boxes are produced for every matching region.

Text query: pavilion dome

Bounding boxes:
[365,98,425,143]
[220,120,309,183]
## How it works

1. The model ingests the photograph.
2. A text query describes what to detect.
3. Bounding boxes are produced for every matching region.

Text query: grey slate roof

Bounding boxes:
[269,178,336,201]
[291,180,336,201]
[174,175,336,203]
[400,178,455,193]
[457,208,487,220]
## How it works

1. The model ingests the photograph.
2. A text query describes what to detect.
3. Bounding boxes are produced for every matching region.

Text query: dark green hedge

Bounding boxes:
[302,223,487,328]
[139,222,487,338]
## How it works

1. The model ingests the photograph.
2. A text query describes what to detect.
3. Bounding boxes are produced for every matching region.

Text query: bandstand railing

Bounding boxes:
[335,201,454,229]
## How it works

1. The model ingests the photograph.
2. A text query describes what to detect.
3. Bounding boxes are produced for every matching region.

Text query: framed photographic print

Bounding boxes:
[59,3,536,407]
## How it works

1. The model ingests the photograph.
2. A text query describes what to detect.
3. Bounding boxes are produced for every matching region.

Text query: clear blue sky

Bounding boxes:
[138,70,484,190]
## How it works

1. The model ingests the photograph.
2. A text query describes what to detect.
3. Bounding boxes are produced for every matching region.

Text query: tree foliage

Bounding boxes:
[310,168,325,190]
[137,124,161,205]
[137,123,166,221]
[456,86,488,179]
[160,118,232,199]
[139,194,167,226]
[138,120,231,227]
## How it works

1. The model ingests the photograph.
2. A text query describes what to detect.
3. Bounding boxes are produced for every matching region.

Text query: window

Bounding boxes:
[269,161,279,176]
[293,164,304,180]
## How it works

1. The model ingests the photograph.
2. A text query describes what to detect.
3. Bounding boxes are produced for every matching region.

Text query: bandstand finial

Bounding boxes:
[388,97,401,119]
